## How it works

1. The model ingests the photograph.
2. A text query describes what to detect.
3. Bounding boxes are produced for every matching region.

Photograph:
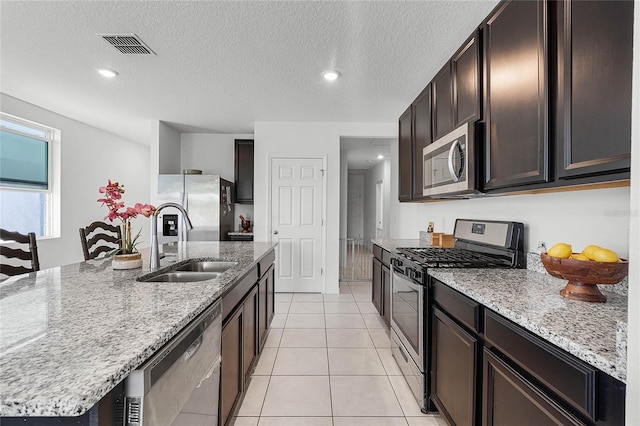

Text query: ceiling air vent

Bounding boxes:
[99,34,156,55]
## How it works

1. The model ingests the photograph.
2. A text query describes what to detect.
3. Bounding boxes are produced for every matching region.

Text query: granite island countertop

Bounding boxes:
[0,241,276,417]
[373,238,628,384]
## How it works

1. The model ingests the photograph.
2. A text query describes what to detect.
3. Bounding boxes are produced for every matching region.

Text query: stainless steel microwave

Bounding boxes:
[422,122,480,198]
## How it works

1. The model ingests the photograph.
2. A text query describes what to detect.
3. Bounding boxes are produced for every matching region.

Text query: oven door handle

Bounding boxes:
[448,139,461,182]
[407,268,415,280]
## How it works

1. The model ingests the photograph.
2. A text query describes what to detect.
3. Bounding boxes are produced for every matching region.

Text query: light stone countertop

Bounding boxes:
[0,241,276,417]
[373,238,628,383]
[371,238,429,251]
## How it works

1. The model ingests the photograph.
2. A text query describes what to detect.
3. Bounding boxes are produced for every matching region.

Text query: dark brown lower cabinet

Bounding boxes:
[221,284,259,426]
[381,264,390,326]
[221,255,276,425]
[372,250,391,326]
[431,307,478,426]
[372,257,383,314]
[221,307,243,426]
[258,265,275,349]
[243,285,258,382]
[483,348,584,426]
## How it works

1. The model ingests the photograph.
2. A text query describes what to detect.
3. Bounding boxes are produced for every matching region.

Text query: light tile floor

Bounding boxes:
[232,281,446,426]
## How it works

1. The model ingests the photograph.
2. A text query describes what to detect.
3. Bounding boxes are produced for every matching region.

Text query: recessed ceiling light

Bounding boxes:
[367,160,373,163]
[97,68,119,78]
[377,155,384,159]
[322,70,340,81]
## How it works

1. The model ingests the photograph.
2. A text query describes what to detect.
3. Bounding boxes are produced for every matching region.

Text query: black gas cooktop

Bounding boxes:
[394,247,515,268]
[392,219,526,270]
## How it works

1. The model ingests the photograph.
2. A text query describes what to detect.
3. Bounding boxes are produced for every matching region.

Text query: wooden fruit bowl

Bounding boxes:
[540,253,628,302]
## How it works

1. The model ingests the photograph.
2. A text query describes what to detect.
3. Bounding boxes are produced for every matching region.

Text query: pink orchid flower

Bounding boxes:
[135,203,156,218]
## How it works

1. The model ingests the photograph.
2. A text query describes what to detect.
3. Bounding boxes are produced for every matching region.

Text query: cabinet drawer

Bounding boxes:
[483,348,585,426]
[222,267,259,324]
[373,244,383,261]
[432,280,481,333]
[484,310,597,420]
[381,249,391,267]
[258,249,276,278]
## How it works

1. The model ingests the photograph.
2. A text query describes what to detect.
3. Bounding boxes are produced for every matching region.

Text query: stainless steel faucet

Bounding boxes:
[150,202,193,269]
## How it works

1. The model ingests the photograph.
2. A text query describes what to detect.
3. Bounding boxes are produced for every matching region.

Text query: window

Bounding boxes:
[0,113,57,238]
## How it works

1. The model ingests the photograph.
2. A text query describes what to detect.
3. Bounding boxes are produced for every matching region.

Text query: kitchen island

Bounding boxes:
[0,241,276,420]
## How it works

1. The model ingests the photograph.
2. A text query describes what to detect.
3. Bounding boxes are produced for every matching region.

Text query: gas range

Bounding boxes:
[389,219,525,413]
[391,219,526,276]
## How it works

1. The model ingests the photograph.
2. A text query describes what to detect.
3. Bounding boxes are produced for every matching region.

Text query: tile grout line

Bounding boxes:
[324,300,336,422]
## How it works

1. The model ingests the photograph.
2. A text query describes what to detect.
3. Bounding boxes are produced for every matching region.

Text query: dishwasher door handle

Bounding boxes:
[184,336,203,361]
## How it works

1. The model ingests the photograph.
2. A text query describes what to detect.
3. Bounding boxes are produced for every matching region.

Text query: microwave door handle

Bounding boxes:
[448,139,461,182]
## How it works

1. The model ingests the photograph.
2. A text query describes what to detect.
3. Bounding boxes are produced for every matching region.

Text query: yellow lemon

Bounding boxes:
[570,254,590,261]
[590,247,619,263]
[581,245,602,260]
[547,243,572,259]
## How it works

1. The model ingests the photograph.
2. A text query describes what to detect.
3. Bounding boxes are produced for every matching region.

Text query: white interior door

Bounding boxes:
[271,157,324,293]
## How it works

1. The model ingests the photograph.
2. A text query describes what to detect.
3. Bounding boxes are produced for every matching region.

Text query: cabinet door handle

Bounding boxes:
[273,230,278,235]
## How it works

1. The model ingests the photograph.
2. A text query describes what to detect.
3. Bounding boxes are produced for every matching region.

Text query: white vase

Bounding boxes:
[112,253,143,270]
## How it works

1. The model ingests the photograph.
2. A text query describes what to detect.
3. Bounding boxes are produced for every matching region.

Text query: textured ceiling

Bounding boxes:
[0,1,499,146]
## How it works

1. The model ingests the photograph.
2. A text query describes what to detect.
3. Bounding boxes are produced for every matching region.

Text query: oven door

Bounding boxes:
[390,266,424,370]
[423,122,475,197]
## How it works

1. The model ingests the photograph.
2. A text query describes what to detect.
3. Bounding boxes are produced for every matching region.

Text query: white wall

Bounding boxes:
[422,188,629,256]
[254,121,396,294]
[1,94,151,268]
[150,120,181,205]
[180,133,253,180]
[363,159,391,245]
[179,133,254,230]
[159,123,181,174]
[339,152,349,267]
[347,172,365,239]
[624,1,640,421]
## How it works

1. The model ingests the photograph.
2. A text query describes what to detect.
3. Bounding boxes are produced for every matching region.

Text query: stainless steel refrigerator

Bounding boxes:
[157,174,234,243]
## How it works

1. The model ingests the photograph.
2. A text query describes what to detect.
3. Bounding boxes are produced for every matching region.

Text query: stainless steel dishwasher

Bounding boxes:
[124,300,221,426]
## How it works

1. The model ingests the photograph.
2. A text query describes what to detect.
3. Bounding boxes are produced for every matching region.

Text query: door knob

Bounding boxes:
[273,230,278,235]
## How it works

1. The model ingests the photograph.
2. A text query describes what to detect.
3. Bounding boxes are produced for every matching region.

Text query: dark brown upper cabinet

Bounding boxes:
[412,84,432,200]
[554,0,632,181]
[483,0,549,191]
[398,106,413,202]
[453,30,481,127]
[432,63,454,142]
[234,139,254,203]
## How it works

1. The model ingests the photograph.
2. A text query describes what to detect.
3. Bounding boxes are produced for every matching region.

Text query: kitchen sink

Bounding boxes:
[173,261,238,273]
[138,260,238,282]
[141,271,222,282]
